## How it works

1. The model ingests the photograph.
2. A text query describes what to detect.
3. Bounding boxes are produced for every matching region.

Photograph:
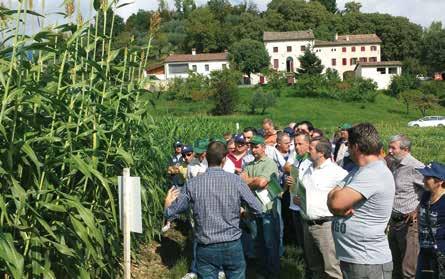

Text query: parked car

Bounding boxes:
[408,116,445,127]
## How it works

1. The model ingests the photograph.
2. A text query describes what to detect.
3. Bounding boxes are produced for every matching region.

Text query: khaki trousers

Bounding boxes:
[389,220,419,279]
[303,221,342,279]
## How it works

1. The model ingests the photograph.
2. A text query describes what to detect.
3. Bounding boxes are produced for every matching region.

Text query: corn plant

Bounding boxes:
[0,1,166,277]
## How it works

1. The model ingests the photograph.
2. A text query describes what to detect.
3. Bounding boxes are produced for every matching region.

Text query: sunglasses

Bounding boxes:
[183,152,193,157]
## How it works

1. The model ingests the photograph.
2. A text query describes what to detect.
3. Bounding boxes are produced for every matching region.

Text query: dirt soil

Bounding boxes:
[132,221,191,279]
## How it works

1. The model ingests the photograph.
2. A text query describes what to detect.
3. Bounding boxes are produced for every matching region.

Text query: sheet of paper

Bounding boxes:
[118,176,143,234]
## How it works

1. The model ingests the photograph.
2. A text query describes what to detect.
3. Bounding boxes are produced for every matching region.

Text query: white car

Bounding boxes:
[408,116,445,127]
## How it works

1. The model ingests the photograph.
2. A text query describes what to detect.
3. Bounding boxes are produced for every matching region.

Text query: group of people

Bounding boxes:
[164,118,445,279]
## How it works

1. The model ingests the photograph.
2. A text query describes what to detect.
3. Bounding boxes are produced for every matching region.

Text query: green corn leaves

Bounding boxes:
[0,2,167,278]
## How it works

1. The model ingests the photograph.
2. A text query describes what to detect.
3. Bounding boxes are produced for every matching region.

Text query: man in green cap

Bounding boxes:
[187,139,209,179]
[241,135,281,279]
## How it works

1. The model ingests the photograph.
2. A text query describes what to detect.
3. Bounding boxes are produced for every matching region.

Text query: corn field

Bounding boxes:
[0,1,181,277]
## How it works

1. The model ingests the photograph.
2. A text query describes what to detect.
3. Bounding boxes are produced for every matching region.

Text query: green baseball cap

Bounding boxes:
[249,135,265,145]
[193,138,209,154]
[209,135,226,145]
[339,123,352,130]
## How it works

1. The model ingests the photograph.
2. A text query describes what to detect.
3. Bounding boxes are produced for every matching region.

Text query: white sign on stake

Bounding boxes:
[118,175,143,234]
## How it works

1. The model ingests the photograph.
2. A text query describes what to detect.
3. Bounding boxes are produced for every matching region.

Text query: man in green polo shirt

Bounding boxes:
[241,135,281,279]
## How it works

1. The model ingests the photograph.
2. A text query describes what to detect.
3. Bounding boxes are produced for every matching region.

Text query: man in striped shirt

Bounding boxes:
[165,141,262,279]
[388,134,425,279]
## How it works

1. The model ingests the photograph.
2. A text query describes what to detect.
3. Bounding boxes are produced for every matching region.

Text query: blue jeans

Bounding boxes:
[196,239,246,279]
[255,204,281,278]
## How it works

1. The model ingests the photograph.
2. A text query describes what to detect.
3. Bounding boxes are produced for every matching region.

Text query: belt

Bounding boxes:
[306,217,333,226]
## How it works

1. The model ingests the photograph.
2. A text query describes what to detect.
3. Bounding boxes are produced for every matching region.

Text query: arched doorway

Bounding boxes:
[286,57,294,73]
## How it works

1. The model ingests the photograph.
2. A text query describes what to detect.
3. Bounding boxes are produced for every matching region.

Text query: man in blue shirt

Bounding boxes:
[165,141,262,279]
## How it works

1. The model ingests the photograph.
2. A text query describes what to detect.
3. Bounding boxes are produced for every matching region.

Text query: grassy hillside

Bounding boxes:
[147,87,445,162]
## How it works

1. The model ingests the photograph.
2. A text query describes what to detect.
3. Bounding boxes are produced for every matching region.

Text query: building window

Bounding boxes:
[287,46,292,52]
[371,46,377,51]
[342,58,347,65]
[301,45,306,51]
[273,59,279,69]
[352,46,356,52]
[331,59,336,66]
[273,47,278,53]
[342,47,346,52]
[359,57,367,62]
[369,57,377,62]
[350,58,357,65]
[361,46,366,52]
[169,63,189,74]
[377,67,386,74]
[389,67,397,74]
[191,65,197,72]
[222,64,227,69]
[205,64,209,71]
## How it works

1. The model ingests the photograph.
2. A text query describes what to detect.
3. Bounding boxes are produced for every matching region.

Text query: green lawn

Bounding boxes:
[147,87,445,162]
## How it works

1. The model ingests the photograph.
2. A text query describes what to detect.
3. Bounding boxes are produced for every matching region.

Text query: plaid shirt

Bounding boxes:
[165,167,262,245]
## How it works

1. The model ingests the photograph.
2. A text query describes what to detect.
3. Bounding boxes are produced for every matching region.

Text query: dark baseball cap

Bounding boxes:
[283,127,296,137]
[181,145,193,154]
[416,162,445,181]
[173,140,183,148]
[234,134,246,143]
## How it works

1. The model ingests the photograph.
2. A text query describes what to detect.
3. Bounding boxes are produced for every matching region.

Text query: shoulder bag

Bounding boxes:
[426,201,445,279]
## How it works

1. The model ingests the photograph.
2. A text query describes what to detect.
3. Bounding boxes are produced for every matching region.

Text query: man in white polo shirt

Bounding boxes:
[299,136,347,279]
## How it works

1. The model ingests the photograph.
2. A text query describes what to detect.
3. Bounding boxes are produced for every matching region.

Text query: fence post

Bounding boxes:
[122,168,131,279]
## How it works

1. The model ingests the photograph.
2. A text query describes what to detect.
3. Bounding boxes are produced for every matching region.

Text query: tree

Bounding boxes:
[421,22,445,74]
[403,58,427,76]
[210,69,241,115]
[249,91,277,114]
[229,39,270,78]
[343,1,361,14]
[313,0,337,13]
[389,74,420,97]
[297,47,324,75]
[185,8,220,52]
[399,89,420,114]
[415,94,439,117]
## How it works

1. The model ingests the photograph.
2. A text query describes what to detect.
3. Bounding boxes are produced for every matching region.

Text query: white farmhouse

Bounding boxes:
[314,34,382,78]
[163,49,229,79]
[355,61,402,90]
[263,31,315,73]
[263,31,383,79]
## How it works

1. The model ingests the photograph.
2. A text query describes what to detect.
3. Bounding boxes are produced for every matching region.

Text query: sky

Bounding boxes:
[4,0,444,32]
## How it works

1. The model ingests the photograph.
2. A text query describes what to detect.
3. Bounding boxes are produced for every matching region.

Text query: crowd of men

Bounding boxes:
[164,119,445,279]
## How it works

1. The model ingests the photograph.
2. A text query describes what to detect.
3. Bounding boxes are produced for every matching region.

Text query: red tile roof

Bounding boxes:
[263,30,315,42]
[358,61,402,67]
[164,52,228,63]
[315,34,382,46]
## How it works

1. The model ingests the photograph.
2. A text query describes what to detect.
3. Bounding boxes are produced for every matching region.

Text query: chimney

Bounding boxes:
[224,49,228,53]
[335,33,338,41]
[346,35,350,41]
[192,48,196,55]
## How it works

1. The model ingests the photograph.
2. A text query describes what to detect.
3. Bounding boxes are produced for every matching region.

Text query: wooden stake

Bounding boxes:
[123,168,131,279]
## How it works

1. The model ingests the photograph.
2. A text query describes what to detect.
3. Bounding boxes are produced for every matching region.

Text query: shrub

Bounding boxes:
[419,81,445,107]
[266,70,287,97]
[249,90,277,114]
[294,74,377,103]
[166,72,209,101]
[210,69,242,115]
[389,74,420,97]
